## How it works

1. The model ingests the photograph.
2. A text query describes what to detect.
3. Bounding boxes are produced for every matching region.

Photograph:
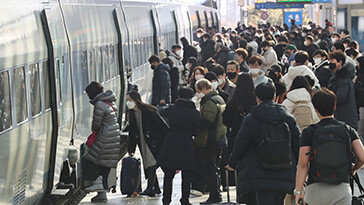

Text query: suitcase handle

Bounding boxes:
[225,167,239,203]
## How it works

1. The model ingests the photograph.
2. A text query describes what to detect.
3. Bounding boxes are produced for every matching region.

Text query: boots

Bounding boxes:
[91,191,108,202]
[85,176,104,193]
[154,178,161,195]
[140,167,159,197]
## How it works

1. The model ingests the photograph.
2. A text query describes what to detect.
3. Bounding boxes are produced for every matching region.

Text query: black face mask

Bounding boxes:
[151,65,156,70]
[329,62,336,70]
[226,72,237,79]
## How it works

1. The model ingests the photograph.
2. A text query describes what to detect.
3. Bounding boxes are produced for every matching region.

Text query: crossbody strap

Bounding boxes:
[104,101,116,113]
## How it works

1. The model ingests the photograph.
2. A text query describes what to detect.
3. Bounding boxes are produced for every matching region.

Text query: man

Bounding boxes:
[200,33,216,65]
[274,36,289,61]
[282,44,298,71]
[331,33,341,44]
[345,48,359,62]
[341,29,351,40]
[213,43,229,69]
[230,31,239,49]
[194,79,226,204]
[211,64,236,98]
[149,55,171,106]
[282,51,319,89]
[227,82,301,205]
[248,55,272,87]
[226,60,239,84]
[328,51,358,130]
[313,50,333,88]
[169,45,186,85]
[295,88,364,205]
[332,42,356,79]
[261,40,278,74]
[235,48,249,73]
[303,36,320,64]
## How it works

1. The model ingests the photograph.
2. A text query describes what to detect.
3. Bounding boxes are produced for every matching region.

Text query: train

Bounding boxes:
[0,0,219,204]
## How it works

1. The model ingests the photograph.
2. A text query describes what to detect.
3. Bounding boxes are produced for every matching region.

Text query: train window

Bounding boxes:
[89,49,96,82]
[0,71,12,132]
[29,63,41,116]
[110,45,116,78]
[81,51,89,91]
[13,67,28,124]
[97,47,103,83]
[104,45,110,81]
[43,61,51,110]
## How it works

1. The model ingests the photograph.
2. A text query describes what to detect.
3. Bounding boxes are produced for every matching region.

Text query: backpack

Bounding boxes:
[309,123,352,184]
[257,120,293,170]
[291,101,314,131]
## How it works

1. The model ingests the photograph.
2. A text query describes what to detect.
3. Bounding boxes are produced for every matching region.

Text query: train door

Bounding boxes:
[151,5,161,55]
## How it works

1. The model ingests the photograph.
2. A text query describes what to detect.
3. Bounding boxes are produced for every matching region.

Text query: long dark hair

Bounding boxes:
[288,76,313,95]
[128,91,156,111]
[227,73,257,113]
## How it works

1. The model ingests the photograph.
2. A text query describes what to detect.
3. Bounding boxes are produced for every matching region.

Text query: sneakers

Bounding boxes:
[190,189,204,196]
[84,176,104,193]
[91,191,108,202]
[199,196,222,204]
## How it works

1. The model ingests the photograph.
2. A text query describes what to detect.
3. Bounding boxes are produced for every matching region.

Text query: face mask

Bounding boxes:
[304,41,309,46]
[176,50,182,56]
[302,33,307,37]
[313,57,322,65]
[197,34,202,38]
[126,101,135,110]
[186,63,190,69]
[218,78,224,85]
[212,81,218,90]
[331,37,337,43]
[329,62,337,70]
[249,68,261,75]
[195,74,204,81]
[197,92,205,99]
[226,72,237,79]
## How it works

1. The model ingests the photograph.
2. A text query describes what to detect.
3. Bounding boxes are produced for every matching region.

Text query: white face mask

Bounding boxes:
[212,81,218,90]
[302,33,307,37]
[186,63,191,69]
[197,34,202,38]
[176,50,182,56]
[195,74,204,81]
[313,57,322,65]
[249,68,261,75]
[126,100,135,110]
[218,78,224,85]
[197,92,205,99]
[304,41,309,46]
[331,37,337,43]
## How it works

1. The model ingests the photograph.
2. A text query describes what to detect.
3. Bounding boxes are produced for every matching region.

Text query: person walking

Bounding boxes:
[126,91,169,197]
[261,41,278,74]
[181,37,198,65]
[149,55,171,106]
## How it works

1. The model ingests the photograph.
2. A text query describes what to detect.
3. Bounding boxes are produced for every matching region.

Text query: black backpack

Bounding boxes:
[257,120,293,170]
[309,123,352,184]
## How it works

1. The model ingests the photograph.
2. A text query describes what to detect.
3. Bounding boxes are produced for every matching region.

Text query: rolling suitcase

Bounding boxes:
[120,156,142,196]
[222,168,241,204]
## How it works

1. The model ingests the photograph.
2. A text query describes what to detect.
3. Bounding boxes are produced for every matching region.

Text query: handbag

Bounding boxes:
[86,101,116,147]
[351,173,364,205]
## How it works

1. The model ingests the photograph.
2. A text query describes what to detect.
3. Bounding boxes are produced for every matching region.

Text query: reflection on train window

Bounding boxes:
[29,63,41,116]
[56,59,62,105]
[104,45,110,81]
[81,51,89,91]
[110,45,116,78]
[89,49,96,82]
[43,61,51,110]
[0,71,12,132]
[13,67,28,124]
[97,47,103,83]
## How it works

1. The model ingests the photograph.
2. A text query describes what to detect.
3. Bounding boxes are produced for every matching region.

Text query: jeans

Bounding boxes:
[162,168,193,204]
[255,190,286,205]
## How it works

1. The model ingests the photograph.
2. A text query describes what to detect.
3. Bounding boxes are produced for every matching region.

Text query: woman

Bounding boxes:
[126,91,169,196]
[188,66,207,92]
[282,76,319,131]
[355,56,364,137]
[83,82,120,202]
[186,57,198,80]
[222,73,257,191]
[268,64,286,104]
[158,87,201,205]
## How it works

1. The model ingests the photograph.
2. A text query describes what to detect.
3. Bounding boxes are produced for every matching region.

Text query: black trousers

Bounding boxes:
[162,168,193,204]
[82,158,110,189]
[255,190,286,205]
[192,147,220,198]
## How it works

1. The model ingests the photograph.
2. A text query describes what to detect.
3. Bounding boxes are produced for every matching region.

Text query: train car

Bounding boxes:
[0,0,219,204]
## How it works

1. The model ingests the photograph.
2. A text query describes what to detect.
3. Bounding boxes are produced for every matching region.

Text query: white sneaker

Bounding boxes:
[190,189,203,196]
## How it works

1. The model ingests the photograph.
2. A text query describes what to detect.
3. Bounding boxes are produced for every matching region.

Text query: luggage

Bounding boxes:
[351,174,364,205]
[222,168,240,204]
[120,156,142,196]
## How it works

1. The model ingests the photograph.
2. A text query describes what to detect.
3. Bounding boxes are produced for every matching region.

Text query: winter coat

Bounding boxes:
[200,38,216,63]
[252,71,272,87]
[247,41,259,55]
[346,57,357,80]
[282,65,320,89]
[228,101,301,195]
[355,73,364,108]
[314,60,334,88]
[274,43,287,61]
[213,46,229,68]
[282,88,320,131]
[304,43,320,63]
[152,63,171,106]
[221,78,236,98]
[127,106,169,160]
[158,99,201,170]
[261,47,278,74]
[169,52,185,85]
[239,61,250,73]
[84,90,121,168]
[195,91,227,148]
[328,64,358,130]
[182,45,198,65]
[168,65,179,103]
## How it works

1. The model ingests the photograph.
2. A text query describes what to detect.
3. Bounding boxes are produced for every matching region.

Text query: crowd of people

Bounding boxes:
[84,19,364,205]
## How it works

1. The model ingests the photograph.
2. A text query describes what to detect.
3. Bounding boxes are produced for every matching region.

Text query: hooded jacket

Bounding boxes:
[84,90,121,168]
[282,65,320,89]
[152,63,171,106]
[314,60,334,88]
[181,40,198,65]
[261,47,278,74]
[228,101,300,194]
[328,64,358,130]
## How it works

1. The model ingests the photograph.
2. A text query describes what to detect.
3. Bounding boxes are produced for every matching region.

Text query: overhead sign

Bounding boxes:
[277,0,312,3]
[255,3,304,9]
[312,0,332,2]
[285,11,303,28]
[260,12,269,20]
